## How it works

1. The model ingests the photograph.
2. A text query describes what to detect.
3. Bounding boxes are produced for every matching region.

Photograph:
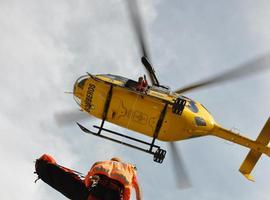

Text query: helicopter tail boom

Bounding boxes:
[212,117,270,181]
[239,117,270,181]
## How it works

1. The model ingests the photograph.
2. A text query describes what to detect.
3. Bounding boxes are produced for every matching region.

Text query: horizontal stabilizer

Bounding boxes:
[239,117,270,181]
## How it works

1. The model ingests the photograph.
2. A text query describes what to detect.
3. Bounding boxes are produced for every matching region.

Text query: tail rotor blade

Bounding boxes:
[54,110,90,127]
[169,142,192,189]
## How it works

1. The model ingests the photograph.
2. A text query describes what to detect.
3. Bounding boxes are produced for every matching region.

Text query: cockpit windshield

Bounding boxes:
[73,75,89,106]
[74,75,88,90]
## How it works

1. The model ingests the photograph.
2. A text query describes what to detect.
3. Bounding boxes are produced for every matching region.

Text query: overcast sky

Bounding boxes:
[1,0,270,199]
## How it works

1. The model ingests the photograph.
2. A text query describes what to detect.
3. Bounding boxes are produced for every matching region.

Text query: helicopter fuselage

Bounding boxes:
[74,74,216,142]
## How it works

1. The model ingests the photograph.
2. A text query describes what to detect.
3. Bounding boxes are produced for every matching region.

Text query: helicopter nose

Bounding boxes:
[73,76,87,101]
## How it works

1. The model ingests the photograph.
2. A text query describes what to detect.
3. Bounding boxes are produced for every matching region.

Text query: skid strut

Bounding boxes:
[77,122,166,163]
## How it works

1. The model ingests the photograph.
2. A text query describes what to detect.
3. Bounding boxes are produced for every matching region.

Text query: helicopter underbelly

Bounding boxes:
[82,78,216,142]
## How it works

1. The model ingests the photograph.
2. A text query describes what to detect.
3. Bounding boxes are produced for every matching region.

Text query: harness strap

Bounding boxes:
[88,174,124,200]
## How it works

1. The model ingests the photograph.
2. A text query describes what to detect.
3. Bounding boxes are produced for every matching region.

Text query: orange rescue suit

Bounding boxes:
[136,77,148,92]
[85,160,140,200]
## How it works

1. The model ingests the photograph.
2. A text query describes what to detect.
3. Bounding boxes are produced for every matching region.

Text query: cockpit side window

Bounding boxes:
[187,100,199,113]
[78,79,87,89]
[100,74,129,82]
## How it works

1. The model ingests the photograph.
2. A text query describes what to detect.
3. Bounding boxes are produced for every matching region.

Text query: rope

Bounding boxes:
[125,94,139,130]
[57,164,85,179]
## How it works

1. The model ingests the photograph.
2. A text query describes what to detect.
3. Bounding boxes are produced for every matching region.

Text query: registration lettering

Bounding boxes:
[85,84,96,112]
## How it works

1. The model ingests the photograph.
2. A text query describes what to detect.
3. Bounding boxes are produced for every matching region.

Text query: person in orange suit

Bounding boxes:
[35,154,141,200]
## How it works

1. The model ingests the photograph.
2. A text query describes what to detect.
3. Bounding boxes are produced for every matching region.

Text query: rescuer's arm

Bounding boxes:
[143,74,148,87]
[133,174,142,200]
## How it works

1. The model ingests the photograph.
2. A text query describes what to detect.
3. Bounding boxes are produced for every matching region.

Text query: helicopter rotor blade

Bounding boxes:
[169,142,192,189]
[54,110,90,127]
[126,0,159,86]
[174,53,270,94]
[126,0,149,59]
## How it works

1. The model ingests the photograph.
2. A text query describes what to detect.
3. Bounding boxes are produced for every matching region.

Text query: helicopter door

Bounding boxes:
[172,97,186,115]
[125,79,138,90]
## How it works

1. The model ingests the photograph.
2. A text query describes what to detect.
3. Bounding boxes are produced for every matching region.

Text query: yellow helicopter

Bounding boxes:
[57,0,270,184]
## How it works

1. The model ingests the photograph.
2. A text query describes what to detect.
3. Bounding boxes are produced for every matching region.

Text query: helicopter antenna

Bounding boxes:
[64,91,74,94]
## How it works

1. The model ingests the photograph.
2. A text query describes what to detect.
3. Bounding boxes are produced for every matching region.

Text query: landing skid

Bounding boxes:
[77,121,167,163]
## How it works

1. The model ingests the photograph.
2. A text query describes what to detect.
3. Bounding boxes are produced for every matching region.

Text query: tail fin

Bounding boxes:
[239,117,270,181]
